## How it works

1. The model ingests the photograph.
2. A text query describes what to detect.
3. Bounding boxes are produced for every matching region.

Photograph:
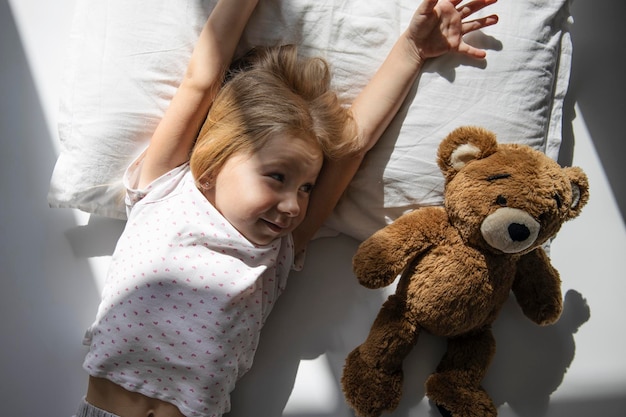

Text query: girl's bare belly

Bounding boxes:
[86,376,186,417]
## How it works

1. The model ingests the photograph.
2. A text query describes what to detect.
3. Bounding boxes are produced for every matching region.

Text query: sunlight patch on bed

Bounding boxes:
[284,354,340,414]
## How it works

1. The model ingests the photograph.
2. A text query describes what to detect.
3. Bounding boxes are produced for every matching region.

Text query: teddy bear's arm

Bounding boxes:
[353,207,446,289]
[512,248,563,326]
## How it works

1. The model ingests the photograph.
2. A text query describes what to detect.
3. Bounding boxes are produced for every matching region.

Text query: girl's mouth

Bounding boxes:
[263,219,287,234]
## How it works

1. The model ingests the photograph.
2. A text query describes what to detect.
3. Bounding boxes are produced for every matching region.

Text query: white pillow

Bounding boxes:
[50,0,210,219]
[49,0,573,241]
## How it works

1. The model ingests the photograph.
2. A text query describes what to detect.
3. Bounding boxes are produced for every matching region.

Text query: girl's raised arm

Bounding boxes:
[137,0,259,189]
[293,0,498,255]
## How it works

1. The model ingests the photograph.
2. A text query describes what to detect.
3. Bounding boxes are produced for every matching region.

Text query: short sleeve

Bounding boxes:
[123,150,190,215]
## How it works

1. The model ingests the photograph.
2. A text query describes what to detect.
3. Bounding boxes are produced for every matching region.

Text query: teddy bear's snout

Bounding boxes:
[480,207,540,253]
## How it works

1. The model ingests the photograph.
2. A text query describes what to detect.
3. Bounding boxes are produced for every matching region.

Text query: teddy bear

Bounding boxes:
[341,126,589,417]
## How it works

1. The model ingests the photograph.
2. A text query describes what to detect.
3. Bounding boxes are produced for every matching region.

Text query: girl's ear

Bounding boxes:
[198,173,215,191]
[437,126,499,182]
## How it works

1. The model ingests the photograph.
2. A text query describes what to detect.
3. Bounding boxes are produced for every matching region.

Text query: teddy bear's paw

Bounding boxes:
[523,301,562,326]
[432,397,497,417]
[341,348,403,417]
[426,374,497,417]
[354,266,398,289]
[536,303,563,326]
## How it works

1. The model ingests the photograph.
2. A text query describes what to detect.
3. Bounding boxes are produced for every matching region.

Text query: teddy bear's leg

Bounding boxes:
[341,294,419,417]
[425,328,497,417]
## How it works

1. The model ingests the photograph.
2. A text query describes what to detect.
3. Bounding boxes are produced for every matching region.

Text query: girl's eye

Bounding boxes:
[300,183,314,194]
[269,173,285,182]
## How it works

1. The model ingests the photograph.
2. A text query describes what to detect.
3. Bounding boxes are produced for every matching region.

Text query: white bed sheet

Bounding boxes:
[3,0,625,416]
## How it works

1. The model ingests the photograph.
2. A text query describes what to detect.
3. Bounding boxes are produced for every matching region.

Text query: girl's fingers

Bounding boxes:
[458,0,498,19]
[461,14,498,34]
[458,41,487,59]
[418,0,440,14]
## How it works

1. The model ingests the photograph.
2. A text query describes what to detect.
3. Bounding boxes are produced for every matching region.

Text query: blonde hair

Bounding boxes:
[190,45,356,184]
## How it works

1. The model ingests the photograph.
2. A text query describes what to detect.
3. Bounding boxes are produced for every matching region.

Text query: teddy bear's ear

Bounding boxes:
[437,126,499,181]
[564,166,590,219]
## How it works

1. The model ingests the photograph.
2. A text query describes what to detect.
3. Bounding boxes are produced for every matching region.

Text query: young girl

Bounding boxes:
[77,1,498,416]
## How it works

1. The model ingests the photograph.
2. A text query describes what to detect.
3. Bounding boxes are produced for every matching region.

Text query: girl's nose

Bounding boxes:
[278,192,301,217]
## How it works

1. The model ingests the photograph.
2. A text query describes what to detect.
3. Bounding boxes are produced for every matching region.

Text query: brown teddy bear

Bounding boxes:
[341,126,589,417]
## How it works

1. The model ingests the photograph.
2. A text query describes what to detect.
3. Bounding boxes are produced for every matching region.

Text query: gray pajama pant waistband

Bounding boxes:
[74,398,120,417]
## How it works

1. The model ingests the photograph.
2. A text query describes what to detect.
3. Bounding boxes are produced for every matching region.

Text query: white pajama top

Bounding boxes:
[82,154,296,417]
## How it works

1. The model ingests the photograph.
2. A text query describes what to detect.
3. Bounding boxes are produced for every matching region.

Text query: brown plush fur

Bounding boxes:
[341,126,589,417]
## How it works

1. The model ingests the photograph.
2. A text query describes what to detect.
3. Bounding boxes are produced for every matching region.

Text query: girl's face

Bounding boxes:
[202,133,324,246]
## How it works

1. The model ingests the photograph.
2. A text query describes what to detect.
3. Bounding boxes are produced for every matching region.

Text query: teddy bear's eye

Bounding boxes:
[554,193,563,209]
[496,195,507,206]
[487,173,511,181]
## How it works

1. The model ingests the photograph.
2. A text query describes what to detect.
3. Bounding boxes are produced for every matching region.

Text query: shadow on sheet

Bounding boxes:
[0,2,99,415]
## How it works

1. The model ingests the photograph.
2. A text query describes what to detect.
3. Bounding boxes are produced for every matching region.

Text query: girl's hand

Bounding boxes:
[406,0,499,62]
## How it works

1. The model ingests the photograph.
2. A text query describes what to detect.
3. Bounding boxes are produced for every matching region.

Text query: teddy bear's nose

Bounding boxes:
[481,207,540,253]
[508,223,531,242]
